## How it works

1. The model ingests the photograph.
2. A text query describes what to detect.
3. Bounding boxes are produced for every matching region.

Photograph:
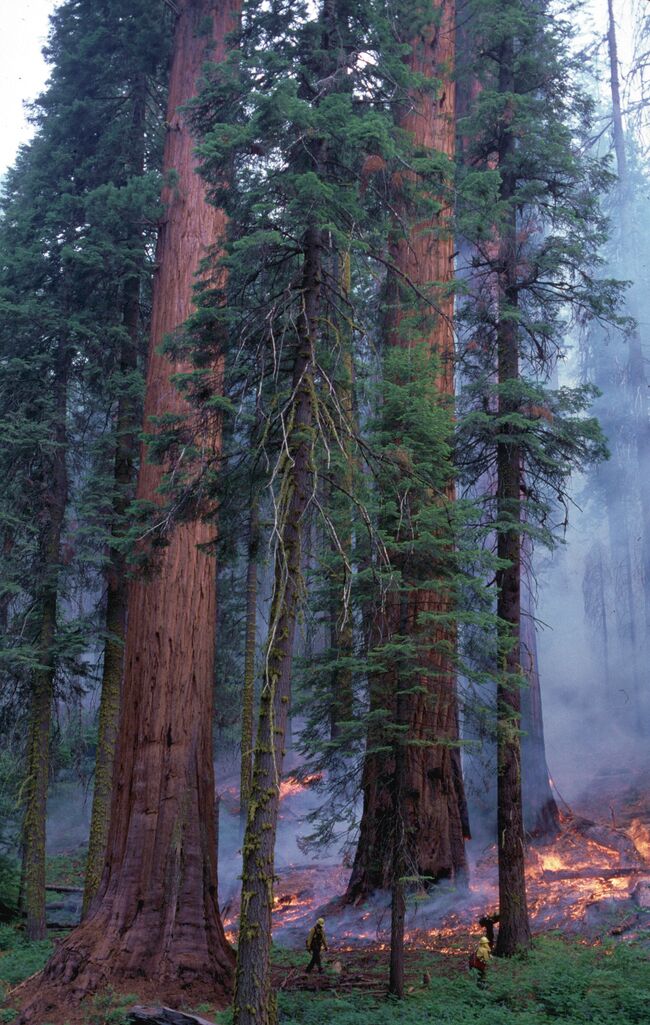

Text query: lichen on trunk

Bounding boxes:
[234,223,321,1025]
[494,37,531,957]
[239,496,259,827]
[23,350,69,943]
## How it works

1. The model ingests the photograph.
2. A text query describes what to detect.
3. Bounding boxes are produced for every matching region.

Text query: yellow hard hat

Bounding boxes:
[317,917,325,925]
[478,937,490,946]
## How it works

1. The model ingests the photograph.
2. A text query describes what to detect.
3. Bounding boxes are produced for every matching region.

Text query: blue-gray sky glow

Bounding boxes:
[0,1,57,178]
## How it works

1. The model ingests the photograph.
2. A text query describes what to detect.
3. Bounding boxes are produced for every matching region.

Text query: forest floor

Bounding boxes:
[3,764,650,1023]
[1,928,650,1025]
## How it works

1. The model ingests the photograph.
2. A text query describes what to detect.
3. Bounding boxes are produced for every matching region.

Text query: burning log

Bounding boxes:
[542,867,642,882]
[573,819,643,864]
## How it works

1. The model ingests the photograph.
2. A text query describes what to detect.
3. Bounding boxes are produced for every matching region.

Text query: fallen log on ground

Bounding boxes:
[542,867,641,882]
[44,885,83,893]
[128,1006,217,1025]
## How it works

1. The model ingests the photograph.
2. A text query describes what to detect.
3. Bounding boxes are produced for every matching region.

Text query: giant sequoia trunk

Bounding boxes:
[23,351,69,942]
[346,0,469,903]
[234,225,321,1025]
[22,2,237,1014]
[83,74,147,917]
[494,40,531,958]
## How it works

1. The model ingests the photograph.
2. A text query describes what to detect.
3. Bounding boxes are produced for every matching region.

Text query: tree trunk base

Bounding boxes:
[16,917,234,1024]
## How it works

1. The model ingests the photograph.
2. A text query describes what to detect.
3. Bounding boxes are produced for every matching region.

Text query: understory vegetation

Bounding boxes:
[0,931,649,1025]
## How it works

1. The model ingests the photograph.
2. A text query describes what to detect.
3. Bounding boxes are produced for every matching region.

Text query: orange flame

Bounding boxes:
[278,773,322,799]
[629,819,650,861]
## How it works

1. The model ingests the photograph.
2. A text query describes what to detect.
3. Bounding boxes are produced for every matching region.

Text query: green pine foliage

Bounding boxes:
[455,0,621,530]
[0,3,172,945]
[452,0,624,739]
[0,0,171,823]
[151,0,623,866]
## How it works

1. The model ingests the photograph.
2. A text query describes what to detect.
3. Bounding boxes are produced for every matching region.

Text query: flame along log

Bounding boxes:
[541,868,644,882]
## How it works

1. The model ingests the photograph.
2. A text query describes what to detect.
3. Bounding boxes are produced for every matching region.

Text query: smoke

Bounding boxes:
[216,749,347,917]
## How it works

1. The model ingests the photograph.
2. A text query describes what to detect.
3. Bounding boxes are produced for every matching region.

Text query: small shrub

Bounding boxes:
[82,989,139,1025]
[0,938,52,987]
[0,856,20,917]
[0,926,19,952]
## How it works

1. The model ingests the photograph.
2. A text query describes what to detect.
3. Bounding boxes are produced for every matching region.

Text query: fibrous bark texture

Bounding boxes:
[21,2,237,1015]
[346,0,469,902]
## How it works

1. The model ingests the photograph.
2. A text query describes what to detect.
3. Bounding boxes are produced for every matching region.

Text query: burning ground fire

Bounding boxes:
[220,772,650,952]
[278,774,323,800]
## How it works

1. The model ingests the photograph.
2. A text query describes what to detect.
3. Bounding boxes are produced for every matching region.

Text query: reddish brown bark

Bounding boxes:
[347,0,468,902]
[20,3,237,1016]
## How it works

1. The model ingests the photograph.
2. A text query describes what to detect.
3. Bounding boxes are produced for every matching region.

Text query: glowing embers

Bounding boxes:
[220,809,650,950]
[523,816,648,929]
[223,862,348,944]
[629,819,650,861]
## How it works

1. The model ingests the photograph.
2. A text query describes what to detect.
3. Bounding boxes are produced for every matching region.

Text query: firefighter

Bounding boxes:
[305,917,328,973]
[469,936,491,986]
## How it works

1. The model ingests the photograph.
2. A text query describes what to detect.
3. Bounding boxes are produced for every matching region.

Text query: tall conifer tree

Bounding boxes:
[0,0,168,941]
[456,0,619,953]
[20,1,237,1013]
[347,0,469,909]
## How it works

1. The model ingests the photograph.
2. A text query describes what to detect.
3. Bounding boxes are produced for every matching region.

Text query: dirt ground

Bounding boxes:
[10,937,473,1024]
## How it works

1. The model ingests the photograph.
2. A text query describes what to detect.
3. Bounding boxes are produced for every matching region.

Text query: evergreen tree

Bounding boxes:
[456,0,619,954]
[345,0,471,914]
[0,0,167,930]
[18,0,237,1014]
[188,0,500,1007]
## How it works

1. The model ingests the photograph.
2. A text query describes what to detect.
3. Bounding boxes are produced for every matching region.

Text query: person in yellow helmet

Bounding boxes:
[305,917,328,974]
[469,936,491,986]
